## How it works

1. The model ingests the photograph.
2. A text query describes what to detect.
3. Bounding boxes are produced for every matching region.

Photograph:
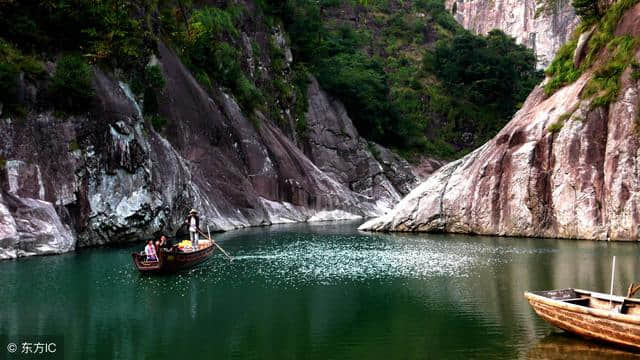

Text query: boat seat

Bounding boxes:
[562,297,590,305]
[533,289,577,300]
[590,292,626,303]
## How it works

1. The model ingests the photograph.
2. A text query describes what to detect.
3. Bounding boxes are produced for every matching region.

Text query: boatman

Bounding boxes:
[184,209,200,251]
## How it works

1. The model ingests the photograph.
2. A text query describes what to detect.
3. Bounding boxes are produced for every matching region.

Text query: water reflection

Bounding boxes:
[0,221,639,359]
[528,333,640,359]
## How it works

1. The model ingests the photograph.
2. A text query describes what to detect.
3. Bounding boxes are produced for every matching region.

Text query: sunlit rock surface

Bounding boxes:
[361,3,640,241]
[445,0,579,68]
[0,39,431,258]
[0,183,74,259]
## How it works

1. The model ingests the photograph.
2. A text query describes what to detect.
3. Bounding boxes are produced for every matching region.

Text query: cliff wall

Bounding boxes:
[361,2,640,241]
[0,39,428,259]
[445,0,579,67]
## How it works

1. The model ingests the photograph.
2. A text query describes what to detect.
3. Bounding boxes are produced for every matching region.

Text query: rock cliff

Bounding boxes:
[361,2,640,241]
[0,40,426,259]
[445,0,579,68]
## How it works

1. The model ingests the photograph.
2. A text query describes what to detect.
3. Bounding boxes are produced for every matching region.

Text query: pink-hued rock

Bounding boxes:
[361,4,640,241]
[445,0,579,68]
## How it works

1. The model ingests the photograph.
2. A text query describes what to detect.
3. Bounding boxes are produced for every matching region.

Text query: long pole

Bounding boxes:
[198,228,233,262]
[610,255,616,309]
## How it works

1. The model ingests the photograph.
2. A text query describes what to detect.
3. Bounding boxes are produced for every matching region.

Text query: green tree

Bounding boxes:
[0,62,19,106]
[50,54,94,112]
[572,0,600,21]
[316,53,394,141]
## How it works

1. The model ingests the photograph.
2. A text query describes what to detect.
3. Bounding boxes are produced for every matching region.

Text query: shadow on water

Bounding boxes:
[1,220,640,359]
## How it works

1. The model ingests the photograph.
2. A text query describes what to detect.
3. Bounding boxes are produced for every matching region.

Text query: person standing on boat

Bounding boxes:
[185,209,200,251]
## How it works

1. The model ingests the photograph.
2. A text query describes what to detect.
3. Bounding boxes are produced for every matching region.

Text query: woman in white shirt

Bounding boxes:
[144,240,158,261]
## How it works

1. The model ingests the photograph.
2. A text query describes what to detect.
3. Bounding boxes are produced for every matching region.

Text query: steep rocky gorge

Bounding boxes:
[0,37,433,259]
[361,2,640,241]
[445,0,579,68]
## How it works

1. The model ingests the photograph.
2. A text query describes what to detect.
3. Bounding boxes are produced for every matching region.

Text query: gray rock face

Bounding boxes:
[446,0,579,68]
[0,159,74,259]
[360,4,640,241]
[0,40,424,258]
[573,26,595,67]
[303,77,420,212]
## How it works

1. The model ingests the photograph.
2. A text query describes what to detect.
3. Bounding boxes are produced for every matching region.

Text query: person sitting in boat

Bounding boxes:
[144,240,158,261]
[155,234,171,251]
[184,209,200,251]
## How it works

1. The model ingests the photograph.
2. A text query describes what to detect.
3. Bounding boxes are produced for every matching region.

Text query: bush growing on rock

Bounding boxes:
[50,54,94,113]
[0,1,152,69]
[151,115,168,130]
[316,52,393,141]
[0,39,45,114]
[572,0,600,22]
[179,6,264,113]
[0,62,18,106]
[131,64,166,118]
[545,0,640,106]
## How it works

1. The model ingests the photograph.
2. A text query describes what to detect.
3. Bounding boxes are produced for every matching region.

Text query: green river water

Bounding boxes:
[1,221,640,359]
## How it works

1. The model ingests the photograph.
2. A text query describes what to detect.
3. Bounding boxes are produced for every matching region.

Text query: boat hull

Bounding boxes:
[525,290,640,351]
[132,242,216,274]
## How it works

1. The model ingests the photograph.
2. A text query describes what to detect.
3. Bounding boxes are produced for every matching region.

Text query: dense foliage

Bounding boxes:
[0,0,156,116]
[544,0,640,109]
[572,0,600,21]
[179,5,263,112]
[271,0,542,157]
[0,39,44,116]
[427,30,540,133]
[50,54,95,112]
[0,0,154,68]
[0,0,542,159]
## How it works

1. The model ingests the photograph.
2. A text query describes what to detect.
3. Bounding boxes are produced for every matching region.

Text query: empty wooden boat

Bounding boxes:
[525,288,640,351]
[132,240,216,274]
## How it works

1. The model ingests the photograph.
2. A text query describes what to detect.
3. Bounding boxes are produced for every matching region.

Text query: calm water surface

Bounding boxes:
[1,221,640,359]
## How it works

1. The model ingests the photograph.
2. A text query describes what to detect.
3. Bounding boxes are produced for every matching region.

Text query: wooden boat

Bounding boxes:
[131,240,216,274]
[525,288,640,351]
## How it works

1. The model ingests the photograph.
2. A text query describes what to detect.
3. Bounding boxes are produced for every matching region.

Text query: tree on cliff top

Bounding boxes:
[536,0,600,20]
[572,0,601,21]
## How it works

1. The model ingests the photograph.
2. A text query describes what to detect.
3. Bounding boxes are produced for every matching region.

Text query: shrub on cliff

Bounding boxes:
[545,0,640,104]
[0,62,18,106]
[179,6,264,113]
[131,64,166,118]
[316,53,393,141]
[0,39,45,115]
[572,0,600,22]
[0,1,152,69]
[50,54,94,112]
